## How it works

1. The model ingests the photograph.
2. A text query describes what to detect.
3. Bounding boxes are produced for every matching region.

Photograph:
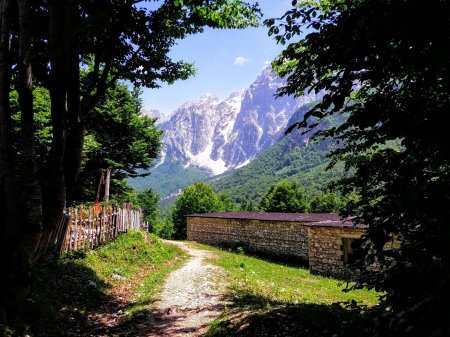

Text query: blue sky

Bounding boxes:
[140,0,295,115]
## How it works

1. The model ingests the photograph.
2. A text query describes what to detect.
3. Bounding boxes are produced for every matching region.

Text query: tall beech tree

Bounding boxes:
[0,0,259,315]
[268,0,450,334]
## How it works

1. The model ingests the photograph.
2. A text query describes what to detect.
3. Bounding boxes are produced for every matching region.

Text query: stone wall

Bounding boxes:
[307,226,366,278]
[187,216,309,261]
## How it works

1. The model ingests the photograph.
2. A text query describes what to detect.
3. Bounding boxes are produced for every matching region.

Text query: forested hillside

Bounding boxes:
[129,161,211,197]
[209,138,339,202]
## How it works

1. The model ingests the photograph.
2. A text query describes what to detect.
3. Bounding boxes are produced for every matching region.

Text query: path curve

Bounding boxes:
[145,241,229,336]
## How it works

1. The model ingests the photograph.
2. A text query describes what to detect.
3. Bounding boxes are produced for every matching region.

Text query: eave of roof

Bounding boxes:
[303,221,368,229]
[187,212,341,222]
[186,212,368,228]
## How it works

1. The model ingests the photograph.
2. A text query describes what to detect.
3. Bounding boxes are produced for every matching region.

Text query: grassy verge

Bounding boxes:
[3,231,186,337]
[188,242,381,337]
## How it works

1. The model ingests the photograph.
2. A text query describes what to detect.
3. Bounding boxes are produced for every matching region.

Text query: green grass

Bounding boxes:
[188,242,381,337]
[4,231,185,337]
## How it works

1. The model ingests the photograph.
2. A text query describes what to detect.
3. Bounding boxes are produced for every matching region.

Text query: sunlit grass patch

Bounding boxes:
[188,241,380,336]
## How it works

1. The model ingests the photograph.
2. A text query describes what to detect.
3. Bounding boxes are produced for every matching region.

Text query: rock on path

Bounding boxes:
[145,241,229,337]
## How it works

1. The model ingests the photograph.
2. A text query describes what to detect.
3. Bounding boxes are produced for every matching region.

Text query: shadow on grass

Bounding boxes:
[4,256,113,337]
[207,289,375,337]
[1,232,187,337]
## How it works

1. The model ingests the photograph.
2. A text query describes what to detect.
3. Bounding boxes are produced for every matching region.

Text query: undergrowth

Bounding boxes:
[3,231,184,337]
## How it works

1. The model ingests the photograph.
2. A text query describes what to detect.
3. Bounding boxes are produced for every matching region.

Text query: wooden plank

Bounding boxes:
[80,208,85,250]
[106,207,112,240]
[89,207,93,249]
[59,216,70,255]
[98,206,104,245]
[73,209,78,251]
[62,210,73,254]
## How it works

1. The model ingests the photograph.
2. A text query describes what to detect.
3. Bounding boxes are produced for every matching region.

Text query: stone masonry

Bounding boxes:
[187,216,309,261]
[186,212,363,276]
[186,212,404,279]
[305,224,367,278]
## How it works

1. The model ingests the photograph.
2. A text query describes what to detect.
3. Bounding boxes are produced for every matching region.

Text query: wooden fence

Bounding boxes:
[48,203,147,255]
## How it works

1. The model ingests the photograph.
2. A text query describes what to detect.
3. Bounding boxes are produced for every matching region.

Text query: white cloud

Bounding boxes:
[233,57,250,66]
[263,60,271,69]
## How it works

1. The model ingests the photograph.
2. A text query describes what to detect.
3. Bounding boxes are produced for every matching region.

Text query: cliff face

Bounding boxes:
[143,67,324,175]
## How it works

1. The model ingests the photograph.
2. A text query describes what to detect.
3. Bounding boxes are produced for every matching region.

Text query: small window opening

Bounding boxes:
[342,237,356,264]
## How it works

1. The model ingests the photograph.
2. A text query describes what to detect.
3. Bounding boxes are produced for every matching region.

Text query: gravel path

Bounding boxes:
[145,241,229,337]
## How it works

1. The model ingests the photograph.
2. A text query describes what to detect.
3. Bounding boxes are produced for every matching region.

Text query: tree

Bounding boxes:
[9,82,162,205]
[137,188,160,227]
[259,181,309,213]
[172,182,223,239]
[309,192,342,213]
[70,81,163,204]
[217,192,235,212]
[238,198,257,212]
[0,0,260,314]
[267,0,450,334]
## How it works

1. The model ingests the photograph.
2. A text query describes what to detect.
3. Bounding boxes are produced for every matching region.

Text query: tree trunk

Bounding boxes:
[63,0,84,201]
[104,167,111,202]
[0,0,44,316]
[0,0,22,319]
[37,0,68,260]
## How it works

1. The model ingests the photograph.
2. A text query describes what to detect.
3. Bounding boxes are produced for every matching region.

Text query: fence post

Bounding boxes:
[88,207,93,249]
[80,207,85,250]
[94,211,98,248]
[112,205,117,238]
[60,211,72,255]
[73,209,79,251]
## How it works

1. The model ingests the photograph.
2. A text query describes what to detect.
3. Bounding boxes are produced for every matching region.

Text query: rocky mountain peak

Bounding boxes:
[140,108,169,124]
[149,67,324,176]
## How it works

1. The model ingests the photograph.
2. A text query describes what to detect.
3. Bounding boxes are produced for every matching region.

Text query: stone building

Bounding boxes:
[186,212,368,279]
[304,220,367,278]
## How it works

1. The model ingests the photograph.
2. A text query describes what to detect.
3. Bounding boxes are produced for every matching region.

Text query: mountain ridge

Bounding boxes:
[141,67,323,176]
[132,67,325,197]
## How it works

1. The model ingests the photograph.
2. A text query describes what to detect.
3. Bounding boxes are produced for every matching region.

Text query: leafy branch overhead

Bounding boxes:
[267,0,450,335]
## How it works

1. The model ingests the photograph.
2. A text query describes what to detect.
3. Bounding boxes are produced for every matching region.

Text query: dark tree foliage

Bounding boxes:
[267,0,450,335]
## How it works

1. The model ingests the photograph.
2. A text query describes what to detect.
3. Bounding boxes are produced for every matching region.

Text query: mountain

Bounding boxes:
[130,67,324,197]
[140,108,169,124]
[208,105,345,202]
[146,67,323,173]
